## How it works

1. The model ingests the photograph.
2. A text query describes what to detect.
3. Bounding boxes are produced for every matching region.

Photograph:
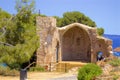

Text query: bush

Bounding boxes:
[109,58,120,67]
[29,66,45,72]
[0,66,19,76]
[78,63,102,80]
[113,74,119,80]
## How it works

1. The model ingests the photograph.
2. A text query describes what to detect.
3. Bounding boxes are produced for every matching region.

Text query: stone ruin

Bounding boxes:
[36,16,113,66]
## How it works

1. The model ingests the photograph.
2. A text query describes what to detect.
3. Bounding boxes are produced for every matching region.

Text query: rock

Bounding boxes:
[114,47,120,52]
[102,64,113,75]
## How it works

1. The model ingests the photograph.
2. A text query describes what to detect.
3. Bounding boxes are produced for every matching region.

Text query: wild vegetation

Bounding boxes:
[0,66,19,76]
[78,63,102,80]
[29,66,45,72]
[0,0,39,70]
[109,58,120,67]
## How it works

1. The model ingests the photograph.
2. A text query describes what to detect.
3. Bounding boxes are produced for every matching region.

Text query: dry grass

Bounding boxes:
[1,60,120,80]
[0,72,76,80]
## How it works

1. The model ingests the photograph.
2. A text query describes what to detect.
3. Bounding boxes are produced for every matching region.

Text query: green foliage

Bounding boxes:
[113,74,119,80]
[0,8,11,21]
[0,8,11,38]
[29,66,45,72]
[56,11,96,27]
[97,27,104,36]
[55,11,104,35]
[78,63,102,80]
[15,0,35,12]
[109,58,120,67]
[0,66,19,76]
[0,0,39,69]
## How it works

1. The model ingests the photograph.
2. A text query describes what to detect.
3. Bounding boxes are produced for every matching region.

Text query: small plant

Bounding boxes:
[78,63,102,80]
[113,75,119,80]
[109,58,120,67]
[29,66,45,72]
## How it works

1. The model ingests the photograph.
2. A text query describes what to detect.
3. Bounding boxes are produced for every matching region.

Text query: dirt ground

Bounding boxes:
[0,72,77,80]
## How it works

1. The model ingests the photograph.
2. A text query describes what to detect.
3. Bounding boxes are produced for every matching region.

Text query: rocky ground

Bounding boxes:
[96,60,120,80]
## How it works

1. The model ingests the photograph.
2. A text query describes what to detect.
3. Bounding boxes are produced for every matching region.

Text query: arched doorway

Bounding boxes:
[62,26,91,62]
[56,41,59,62]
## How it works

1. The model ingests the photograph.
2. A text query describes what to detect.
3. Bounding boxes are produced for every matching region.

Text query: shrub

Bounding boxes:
[113,74,119,80]
[29,66,45,72]
[109,58,120,67]
[78,63,102,80]
[0,66,19,76]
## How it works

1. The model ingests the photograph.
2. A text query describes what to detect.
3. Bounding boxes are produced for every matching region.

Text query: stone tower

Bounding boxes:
[36,17,57,66]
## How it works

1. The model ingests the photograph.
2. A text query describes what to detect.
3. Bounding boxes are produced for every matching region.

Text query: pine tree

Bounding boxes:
[0,0,39,69]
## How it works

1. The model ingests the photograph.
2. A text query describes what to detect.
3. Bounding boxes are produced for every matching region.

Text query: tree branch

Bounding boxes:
[24,62,36,70]
[0,26,6,38]
[0,41,13,46]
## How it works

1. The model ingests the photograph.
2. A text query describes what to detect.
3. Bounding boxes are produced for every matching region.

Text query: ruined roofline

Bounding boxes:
[58,23,97,36]
[36,16,55,19]
[58,23,96,30]
[97,36,112,46]
[97,36,112,42]
[36,16,96,30]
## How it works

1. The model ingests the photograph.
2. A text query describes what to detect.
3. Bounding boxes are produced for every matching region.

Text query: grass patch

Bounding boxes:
[0,66,19,76]
[109,58,120,67]
[113,74,119,80]
[29,66,45,72]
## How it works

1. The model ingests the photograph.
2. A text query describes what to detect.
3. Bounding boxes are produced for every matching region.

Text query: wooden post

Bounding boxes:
[65,63,67,72]
[49,62,51,72]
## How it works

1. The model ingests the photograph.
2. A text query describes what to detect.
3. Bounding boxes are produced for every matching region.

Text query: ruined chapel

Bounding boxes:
[36,16,113,66]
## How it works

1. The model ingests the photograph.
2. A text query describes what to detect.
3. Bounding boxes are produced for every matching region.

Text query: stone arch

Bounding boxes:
[61,26,91,62]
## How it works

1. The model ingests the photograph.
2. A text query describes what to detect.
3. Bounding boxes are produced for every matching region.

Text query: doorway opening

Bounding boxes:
[62,26,91,62]
[56,42,59,63]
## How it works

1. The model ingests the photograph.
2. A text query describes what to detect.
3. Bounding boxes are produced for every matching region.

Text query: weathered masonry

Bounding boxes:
[36,16,112,66]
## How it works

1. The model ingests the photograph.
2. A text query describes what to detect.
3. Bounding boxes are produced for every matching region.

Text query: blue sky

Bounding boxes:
[0,0,120,35]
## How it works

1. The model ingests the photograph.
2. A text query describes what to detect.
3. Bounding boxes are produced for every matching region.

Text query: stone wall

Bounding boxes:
[96,37,112,57]
[36,17,57,66]
[36,16,113,66]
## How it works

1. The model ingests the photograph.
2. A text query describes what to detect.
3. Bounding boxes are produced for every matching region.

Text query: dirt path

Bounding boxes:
[0,72,77,80]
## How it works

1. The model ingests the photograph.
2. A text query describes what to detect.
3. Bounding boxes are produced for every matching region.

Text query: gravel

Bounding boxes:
[48,75,77,80]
